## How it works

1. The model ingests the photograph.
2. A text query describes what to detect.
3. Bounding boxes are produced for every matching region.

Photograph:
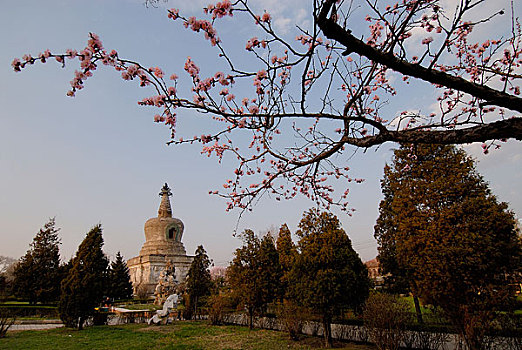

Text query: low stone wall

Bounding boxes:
[223,314,463,349]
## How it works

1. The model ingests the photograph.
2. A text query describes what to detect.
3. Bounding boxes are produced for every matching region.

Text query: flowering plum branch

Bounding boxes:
[13,0,522,215]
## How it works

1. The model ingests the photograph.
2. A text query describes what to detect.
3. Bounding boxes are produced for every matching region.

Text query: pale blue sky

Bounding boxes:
[1,0,521,266]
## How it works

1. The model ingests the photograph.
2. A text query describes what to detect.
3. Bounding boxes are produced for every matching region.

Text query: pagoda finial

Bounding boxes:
[158,183,173,218]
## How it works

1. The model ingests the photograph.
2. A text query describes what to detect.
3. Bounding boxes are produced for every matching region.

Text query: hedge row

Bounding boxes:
[0,305,59,318]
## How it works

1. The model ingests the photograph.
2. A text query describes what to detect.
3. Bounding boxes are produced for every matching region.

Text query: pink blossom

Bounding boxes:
[151,66,164,78]
[11,58,21,71]
[195,77,214,92]
[256,69,267,80]
[248,105,259,114]
[153,95,165,107]
[201,134,212,143]
[262,12,271,23]
[168,86,177,96]
[245,37,260,51]
[87,32,103,51]
[170,73,179,80]
[422,37,434,45]
[184,57,200,78]
[208,0,233,20]
[167,8,179,20]
[193,94,206,105]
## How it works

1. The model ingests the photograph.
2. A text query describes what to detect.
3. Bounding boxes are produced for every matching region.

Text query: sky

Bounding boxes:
[1,0,521,267]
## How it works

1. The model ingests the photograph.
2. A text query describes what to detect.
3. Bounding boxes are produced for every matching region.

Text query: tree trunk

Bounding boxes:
[413,295,423,325]
[78,316,84,330]
[193,295,198,320]
[248,307,254,330]
[322,316,333,348]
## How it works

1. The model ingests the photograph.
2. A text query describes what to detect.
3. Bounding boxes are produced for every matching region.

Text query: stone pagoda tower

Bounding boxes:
[127,183,193,295]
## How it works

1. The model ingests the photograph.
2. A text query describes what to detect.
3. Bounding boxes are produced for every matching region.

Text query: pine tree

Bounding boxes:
[186,245,213,319]
[227,229,281,329]
[275,223,297,300]
[374,144,522,349]
[108,252,133,300]
[59,224,109,330]
[12,218,62,304]
[257,233,282,310]
[289,209,370,348]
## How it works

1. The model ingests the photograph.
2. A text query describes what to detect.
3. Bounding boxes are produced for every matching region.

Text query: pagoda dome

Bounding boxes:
[138,183,186,256]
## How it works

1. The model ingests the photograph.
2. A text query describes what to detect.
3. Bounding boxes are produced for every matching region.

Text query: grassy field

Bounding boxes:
[1,321,375,350]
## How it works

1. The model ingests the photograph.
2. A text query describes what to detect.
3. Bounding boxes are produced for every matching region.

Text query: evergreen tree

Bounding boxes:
[257,233,282,310]
[275,224,297,300]
[12,218,62,304]
[289,209,370,348]
[374,144,522,349]
[59,224,109,330]
[227,229,281,329]
[108,252,133,300]
[186,245,213,319]
[12,255,36,303]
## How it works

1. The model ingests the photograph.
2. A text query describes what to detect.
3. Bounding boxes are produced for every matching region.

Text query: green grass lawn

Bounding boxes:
[1,321,375,350]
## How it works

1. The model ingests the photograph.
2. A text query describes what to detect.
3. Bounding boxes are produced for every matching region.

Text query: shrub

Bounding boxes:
[363,293,411,350]
[0,308,15,338]
[208,294,227,325]
[135,284,149,302]
[277,300,307,340]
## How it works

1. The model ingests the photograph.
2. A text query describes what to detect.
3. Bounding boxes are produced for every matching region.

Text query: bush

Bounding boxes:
[277,300,308,340]
[135,284,149,303]
[363,293,411,350]
[0,308,15,338]
[208,294,227,325]
[92,311,110,325]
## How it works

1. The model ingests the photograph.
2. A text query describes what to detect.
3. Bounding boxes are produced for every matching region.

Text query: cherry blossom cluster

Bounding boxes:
[204,0,233,20]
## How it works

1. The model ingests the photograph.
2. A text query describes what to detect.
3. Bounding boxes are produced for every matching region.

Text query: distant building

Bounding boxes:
[127,184,194,295]
[210,266,227,280]
[365,258,384,288]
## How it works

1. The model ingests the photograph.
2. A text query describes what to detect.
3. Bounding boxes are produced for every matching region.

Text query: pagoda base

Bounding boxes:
[127,253,193,296]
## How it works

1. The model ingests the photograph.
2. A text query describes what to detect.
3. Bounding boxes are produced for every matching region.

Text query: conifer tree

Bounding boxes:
[374,144,522,349]
[108,252,133,300]
[12,218,62,304]
[186,245,213,319]
[227,229,281,329]
[59,224,109,330]
[257,233,282,309]
[275,224,297,300]
[289,209,370,348]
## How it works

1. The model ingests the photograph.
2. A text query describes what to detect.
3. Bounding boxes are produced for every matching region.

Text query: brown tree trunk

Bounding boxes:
[248,307,254,330]
[78,316,84,330]
[193,295,198,320]
[322,316,333,348]
[413,295,423,325]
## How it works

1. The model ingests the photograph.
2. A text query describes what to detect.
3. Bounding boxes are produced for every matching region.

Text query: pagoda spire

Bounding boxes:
[158,183,173,218]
